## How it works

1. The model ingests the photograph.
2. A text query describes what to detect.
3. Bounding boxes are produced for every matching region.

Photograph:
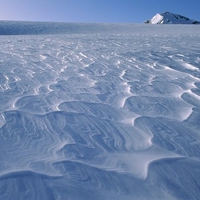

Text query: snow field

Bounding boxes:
[0,24,200,199]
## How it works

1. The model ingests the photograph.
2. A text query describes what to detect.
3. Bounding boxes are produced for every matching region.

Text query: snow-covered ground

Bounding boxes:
[0,23,200,200]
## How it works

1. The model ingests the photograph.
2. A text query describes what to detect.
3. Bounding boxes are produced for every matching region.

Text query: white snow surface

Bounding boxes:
[149,12,200,24]
[0,22,200,200]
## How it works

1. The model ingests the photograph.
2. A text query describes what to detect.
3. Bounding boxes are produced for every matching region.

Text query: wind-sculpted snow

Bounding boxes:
[0,24,200,200]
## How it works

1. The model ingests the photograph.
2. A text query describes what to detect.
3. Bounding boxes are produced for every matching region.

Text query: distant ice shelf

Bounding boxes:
[0,20,200,36]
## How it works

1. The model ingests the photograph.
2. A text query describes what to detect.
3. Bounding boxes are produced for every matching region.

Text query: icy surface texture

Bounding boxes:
[0,23,200,200]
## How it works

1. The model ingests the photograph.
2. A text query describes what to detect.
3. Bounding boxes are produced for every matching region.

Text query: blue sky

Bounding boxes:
[0,0,200,23]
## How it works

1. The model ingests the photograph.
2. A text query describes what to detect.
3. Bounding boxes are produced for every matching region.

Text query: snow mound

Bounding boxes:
[146,12,200,24]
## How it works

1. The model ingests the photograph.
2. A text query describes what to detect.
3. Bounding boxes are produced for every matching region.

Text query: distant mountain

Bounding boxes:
[145,12,200,24]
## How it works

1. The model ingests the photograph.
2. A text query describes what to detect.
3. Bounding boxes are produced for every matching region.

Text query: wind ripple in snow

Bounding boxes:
[0,25,200,200]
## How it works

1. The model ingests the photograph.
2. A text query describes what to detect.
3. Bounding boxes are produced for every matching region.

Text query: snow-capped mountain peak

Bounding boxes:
[145,12,200,24]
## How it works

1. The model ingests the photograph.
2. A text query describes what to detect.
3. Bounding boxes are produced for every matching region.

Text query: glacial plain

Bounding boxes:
[0,22,200,199]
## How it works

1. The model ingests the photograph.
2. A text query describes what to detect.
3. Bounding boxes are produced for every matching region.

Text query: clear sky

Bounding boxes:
[0,0,200,23]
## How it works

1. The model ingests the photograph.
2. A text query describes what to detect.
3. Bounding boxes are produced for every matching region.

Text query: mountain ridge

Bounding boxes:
[145,12,200,24]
